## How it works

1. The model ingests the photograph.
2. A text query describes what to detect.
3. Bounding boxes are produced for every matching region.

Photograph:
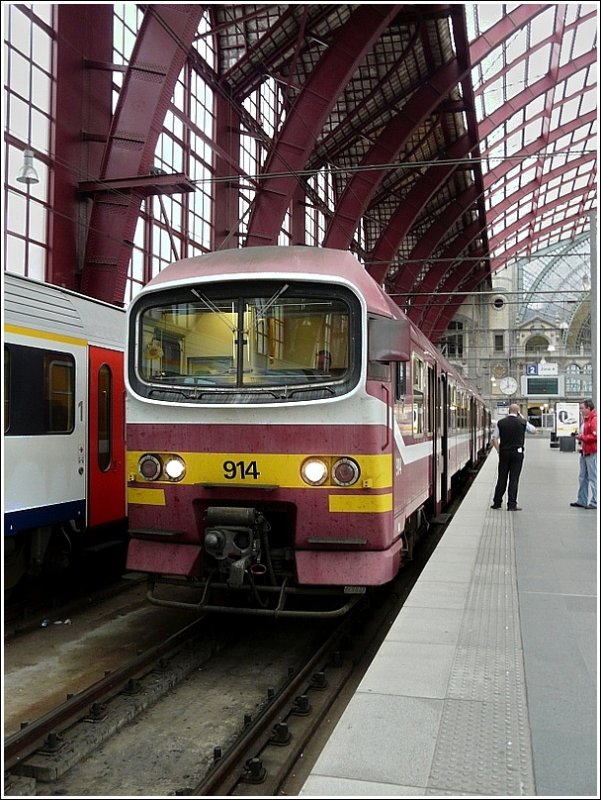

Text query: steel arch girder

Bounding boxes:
[80,5,204,303]
[389,183,482,296]
[490,203,595,271]
[468,4,547,67]
[371,5,543,293]
[407,245,487,335]
[417,250,487,331]
[367,133,479,284]
[398,219,485,325]
[323,59,466,250]
[244,4,401,248]
[367,161,461,285]
[325,4,543,252]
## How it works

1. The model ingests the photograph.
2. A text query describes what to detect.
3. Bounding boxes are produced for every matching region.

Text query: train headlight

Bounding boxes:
[301,457,329,486]
[332,457,361,486]
[164,455,186,482]
[138,454,162,481]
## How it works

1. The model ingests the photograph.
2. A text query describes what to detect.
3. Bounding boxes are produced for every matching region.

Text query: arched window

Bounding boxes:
[525,335,550,356]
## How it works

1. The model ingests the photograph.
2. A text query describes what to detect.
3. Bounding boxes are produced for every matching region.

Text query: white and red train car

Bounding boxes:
[3,273,127,592]
[124,246,489,617]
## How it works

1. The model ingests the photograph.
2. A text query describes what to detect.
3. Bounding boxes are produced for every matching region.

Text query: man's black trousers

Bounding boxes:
[493,450,525,508]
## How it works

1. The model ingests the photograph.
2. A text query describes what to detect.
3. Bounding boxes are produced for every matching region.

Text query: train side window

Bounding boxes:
[4,344,75,435]
[412,355,424,434]
[4,346,10,433]
[395,362,406,400]
[449,383,457,430]
[97,364,112,471]
[427,365,435,435]
[45,355,75,432]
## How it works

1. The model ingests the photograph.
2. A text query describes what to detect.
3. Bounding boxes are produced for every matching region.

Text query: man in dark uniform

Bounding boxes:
[491,403,537,510]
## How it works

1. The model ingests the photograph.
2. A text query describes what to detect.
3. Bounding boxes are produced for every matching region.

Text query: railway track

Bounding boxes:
[4,472,477,797]
[4,581,401,796]
[4,617,214,779]
[4,605,341,796]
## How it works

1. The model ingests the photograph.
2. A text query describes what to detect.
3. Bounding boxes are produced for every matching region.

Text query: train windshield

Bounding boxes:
[133,282,360,401]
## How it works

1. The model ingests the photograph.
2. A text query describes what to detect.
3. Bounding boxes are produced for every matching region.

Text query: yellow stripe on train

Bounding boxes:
[4,323,87,348]
[127,451,392,490]
[127,487,166,506]
[328,493,393,513]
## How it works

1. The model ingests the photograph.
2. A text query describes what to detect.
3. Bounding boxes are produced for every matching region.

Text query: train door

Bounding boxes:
[87,346,126,527]
[439,372,449,506]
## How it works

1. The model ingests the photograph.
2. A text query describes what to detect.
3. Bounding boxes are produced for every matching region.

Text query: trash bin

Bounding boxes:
[559,436,576,452]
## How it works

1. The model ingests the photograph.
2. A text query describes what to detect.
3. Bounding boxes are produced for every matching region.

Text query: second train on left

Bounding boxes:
[3,273,127,593]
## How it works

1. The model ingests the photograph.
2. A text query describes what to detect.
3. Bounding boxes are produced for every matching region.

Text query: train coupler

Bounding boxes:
[203,506,271,588]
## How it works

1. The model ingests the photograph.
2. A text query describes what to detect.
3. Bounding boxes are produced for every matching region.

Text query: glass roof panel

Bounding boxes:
[468,3,597,273]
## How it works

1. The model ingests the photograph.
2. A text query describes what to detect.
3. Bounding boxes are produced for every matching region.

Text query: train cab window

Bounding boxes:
[97,364,112,471]
[131,281,361,403]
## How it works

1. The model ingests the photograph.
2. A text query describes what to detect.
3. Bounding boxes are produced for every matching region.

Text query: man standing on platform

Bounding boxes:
[491,404,537,511]
[570,399,597,510]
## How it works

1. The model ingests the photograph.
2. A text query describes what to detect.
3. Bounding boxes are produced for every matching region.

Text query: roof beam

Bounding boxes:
[421,265,489,342]
[394,219,485,323]
[468,4,546,66]
[486,152,595,230]
[366,133,479,284]
[322,58,466,250]
[489,201,595,271]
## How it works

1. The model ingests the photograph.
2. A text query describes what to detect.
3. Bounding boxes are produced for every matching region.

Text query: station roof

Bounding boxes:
[204,3,596,339]
[76,4,596,341]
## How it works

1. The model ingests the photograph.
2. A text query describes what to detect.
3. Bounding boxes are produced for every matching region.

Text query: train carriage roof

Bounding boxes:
[3,273,125,350]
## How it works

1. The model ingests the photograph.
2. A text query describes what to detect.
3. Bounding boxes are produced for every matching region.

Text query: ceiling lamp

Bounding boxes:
[16,149,39,185]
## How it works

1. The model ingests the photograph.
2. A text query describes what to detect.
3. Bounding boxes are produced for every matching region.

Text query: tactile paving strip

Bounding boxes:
[427,509,536,795]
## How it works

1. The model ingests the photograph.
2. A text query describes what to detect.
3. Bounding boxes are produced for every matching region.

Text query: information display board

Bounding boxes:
[524,376,560,396]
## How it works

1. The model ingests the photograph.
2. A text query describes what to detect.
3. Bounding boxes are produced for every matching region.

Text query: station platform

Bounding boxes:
[300,435,598,797]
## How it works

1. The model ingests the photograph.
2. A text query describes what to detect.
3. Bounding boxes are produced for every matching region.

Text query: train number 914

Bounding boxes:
[223,459,261,480]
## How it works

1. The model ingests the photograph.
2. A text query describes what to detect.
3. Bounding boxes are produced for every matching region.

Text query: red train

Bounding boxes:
[124,246,490,617]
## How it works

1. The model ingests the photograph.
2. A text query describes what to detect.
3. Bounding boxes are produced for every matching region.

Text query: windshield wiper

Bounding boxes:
[190,289,236,335]
[257,283,289,317]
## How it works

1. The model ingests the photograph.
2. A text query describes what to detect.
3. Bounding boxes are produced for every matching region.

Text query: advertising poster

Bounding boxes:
[556,402,580,436]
